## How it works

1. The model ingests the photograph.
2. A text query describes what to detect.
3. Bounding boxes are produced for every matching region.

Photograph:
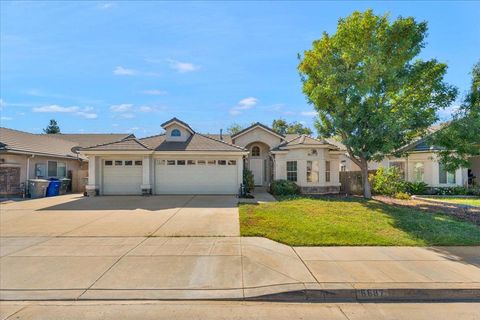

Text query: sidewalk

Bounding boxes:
[1,236,479,302]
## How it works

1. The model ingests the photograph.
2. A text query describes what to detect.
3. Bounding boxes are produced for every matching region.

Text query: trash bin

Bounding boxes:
[59,178,71,195]
[46,178,61,197]
[28,179,49,198]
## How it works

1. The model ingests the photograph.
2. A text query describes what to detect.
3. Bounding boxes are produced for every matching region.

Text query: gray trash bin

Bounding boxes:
[59,178,71,195]
[28,179,49,198]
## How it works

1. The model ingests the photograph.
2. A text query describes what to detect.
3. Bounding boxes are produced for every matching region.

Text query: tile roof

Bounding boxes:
[140,133,246,152]
[205,134,233,144]
[230,122,285,139]
[0,127,83,159]
[51,133,134,147]
[160,117,195,133]
[272,134,339,151]
[82,138,151,151]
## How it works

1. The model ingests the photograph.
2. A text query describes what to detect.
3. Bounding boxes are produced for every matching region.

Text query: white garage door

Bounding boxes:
[102,159,143,195]
[155,159,239,194]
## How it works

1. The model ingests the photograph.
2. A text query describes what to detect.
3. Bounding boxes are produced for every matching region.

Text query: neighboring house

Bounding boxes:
[0,127,133,196]
[80,118,344,196]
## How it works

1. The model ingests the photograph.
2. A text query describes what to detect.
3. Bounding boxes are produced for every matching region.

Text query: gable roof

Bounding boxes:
[231,122,285,139]
[394,123,447,154]
[140,133,246,152]
[160,117,195,133]
[51,133,134,147]
[272,134,340,151]
[82,138,151,151]
[0,127,83,159]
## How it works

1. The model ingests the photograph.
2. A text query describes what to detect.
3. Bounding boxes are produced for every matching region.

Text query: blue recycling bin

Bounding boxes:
[46,178,61,197]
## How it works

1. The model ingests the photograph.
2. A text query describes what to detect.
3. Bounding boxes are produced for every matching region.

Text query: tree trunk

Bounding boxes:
[360,160,372,199]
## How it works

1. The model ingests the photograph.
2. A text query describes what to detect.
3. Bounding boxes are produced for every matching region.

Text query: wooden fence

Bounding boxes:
[339,170,377,195]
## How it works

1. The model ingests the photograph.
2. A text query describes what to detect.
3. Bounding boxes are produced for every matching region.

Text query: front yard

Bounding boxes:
[239,197,480,246]
[421,196,480,207]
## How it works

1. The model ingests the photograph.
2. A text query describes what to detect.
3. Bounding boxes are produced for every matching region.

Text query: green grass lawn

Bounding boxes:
[239,197,480,246]
[424,197,480,207]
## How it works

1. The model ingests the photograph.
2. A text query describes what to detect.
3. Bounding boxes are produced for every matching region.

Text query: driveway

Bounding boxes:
[0,194,240,237]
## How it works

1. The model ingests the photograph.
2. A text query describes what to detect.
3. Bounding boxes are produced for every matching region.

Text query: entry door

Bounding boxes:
[250,159,263,186]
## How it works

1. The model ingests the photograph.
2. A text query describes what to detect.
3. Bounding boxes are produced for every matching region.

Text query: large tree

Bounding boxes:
[272,119,313,135]
[43,119,61,134]
[226,123,243,135]
[298,10,457,198]
[430,61,480,172]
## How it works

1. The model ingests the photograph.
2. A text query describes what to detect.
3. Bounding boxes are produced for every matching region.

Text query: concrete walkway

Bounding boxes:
[1,236,479,301]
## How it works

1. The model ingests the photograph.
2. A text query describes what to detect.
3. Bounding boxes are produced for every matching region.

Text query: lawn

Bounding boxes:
[423,196,480,207]
[239,197,480,246]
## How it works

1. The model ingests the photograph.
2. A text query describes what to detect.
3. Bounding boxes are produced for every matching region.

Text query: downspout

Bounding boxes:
[26,154,34,197]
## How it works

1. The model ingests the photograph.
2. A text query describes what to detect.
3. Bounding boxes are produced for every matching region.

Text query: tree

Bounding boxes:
[431,61,480,172]
[298,10,457,198]
[43,119,61,134]
[272,119,313,135]
[226,123,243,135]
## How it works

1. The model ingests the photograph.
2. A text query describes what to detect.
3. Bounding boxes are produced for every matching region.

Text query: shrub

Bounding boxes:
[243,169,255,193]
[431,186,472,196]
[370,167,406,196]
[394,192,411,200]
[405,181,429,195]
[270,180,301,196]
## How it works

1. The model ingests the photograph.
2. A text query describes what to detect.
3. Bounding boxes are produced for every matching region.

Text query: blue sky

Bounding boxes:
[1,1,479,137]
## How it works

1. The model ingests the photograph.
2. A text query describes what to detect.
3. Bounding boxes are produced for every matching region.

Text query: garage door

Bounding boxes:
[102,159,143,195]
[155,159,239,194]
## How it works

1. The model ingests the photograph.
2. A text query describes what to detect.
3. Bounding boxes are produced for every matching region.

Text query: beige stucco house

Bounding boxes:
[80,118,344,196]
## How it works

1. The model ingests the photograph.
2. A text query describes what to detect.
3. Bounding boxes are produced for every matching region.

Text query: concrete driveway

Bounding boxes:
[0,194,240,237]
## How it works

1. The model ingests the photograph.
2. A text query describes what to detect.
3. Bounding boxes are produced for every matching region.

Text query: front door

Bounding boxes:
[250,159,263,186]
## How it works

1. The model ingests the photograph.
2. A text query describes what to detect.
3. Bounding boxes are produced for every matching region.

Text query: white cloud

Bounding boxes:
[110,104,133,113]
[167,59,200,73]
[1,116,13,121]
[438,105,460,121]
[119,113,135,119]
[301,111,317,117]
[138,106,153,112]
[98,2,115,9]
[76,111,98,119]
[113,66,137,76]
[141,89,167,95]
[229,97,258,116]
[33,105,79,113]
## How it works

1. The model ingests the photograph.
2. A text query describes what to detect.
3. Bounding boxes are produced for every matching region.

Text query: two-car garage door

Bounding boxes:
[155,159,239,194]
[102,159,143,195]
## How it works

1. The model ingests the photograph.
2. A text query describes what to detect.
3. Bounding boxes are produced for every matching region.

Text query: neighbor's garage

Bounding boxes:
[102,159,143,195]
[155,158,240,194]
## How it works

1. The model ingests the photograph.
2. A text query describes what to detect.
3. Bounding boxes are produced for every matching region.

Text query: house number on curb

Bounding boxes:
[358,289,386,297]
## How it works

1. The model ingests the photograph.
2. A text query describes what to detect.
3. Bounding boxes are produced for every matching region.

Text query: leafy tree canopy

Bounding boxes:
[43,119,60,134]
[226,123,244,135]
[430,61,480,172]
[272,119,313,135]
[298,10,457,197]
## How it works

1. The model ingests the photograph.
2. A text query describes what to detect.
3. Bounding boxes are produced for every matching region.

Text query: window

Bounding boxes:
[340,160,347,172]
[167,160,175,165]
[105,160,113,166]
[197,160,206,165]
[187,160,196,165]
[124,160,133,166]
[171,129,181,137]
[218,160,227,165]
[228,160,237,165]
[308,149,318,156]
[307,160,319,183]
[439,163,456,184]
[177,160,186,165]
[207,160,216,165]
[286,161,297,182]
[47,161,66,177]
[389,161,405,179]
[156,160,166,165]
[47,161,57,177]
[115,160,123,166]
[251,146,260,157]
[325,161,331,182]
[35,163,46,178]
[413,162,424,182]
[135,160,143,166]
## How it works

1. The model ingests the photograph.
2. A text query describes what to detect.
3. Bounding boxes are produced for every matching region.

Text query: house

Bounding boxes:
[80,118,344,196]
[0,127,132,196]
[339,126,480,188]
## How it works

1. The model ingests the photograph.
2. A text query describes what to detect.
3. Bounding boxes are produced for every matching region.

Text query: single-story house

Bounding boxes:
[0,127,132,196]
[80,118,344,196]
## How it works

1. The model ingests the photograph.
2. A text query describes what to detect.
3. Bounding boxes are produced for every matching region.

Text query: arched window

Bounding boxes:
[171,129,181,137]
[251,146,260,157]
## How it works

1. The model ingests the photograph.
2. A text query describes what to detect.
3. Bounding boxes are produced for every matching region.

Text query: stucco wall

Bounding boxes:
[468,156,480,186]
[232,127,283,149]
[164,124,192,142]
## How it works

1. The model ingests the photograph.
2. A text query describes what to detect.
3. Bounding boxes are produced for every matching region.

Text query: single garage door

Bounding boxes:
[102,159,143,195]
[155,159,239,194]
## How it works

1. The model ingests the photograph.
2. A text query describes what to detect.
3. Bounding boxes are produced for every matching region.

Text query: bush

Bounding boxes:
[405,181,429,195]
[243,169,255,193]
[431,186,473,196]
[394,192,411,200]
[270,180,301,196]
[370,167,406,196]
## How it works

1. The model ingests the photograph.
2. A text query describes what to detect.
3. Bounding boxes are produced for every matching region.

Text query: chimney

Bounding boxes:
[220,128,223,141]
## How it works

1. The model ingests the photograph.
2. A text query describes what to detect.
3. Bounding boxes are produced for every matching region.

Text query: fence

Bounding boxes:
[339,170,377,195]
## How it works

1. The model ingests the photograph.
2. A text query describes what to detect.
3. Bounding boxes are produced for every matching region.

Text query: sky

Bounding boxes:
[1,1,479,137]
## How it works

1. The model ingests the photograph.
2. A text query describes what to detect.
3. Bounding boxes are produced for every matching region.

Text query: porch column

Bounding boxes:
[85,155,99,196]
[141,155,152,195]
